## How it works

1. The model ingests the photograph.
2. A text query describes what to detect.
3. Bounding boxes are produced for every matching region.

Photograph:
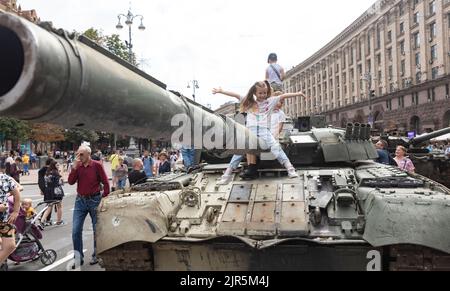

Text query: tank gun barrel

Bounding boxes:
[0,12,262,153]
[409,127,450,146]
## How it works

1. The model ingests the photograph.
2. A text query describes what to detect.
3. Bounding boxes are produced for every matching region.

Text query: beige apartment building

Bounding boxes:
[283,0,450,134]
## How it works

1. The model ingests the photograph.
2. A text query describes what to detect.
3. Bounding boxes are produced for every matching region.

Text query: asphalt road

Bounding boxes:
[6,184,104,271]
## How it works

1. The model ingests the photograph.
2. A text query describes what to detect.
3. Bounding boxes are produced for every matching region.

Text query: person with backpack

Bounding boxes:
[265,53,285,93]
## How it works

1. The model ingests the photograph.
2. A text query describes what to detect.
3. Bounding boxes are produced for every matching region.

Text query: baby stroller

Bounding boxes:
[2,198,58,271]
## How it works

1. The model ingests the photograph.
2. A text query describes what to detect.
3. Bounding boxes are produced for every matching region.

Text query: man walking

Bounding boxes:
[68,145,110,268]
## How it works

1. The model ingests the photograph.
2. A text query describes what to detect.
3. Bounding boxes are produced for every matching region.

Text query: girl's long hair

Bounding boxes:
[240,81,271,113]
[46,160,60,176]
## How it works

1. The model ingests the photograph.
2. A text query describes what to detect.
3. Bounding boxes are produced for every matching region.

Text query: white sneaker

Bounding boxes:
[287,168,299,179]
[217,175,233,185]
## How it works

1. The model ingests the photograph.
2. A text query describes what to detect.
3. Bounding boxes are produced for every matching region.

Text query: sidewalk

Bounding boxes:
[19,161,113,186]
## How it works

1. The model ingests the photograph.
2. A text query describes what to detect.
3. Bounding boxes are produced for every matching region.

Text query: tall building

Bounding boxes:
[0,0,39,23]
[284,0,450,134]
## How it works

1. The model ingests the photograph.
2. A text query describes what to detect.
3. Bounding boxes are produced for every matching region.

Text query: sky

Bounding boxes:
[19,0,376,110]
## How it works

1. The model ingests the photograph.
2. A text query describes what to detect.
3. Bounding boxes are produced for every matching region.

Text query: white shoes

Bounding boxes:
[217,175,233,185]
[287,168,299,179]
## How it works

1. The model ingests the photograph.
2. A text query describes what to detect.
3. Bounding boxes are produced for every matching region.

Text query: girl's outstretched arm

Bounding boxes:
[212,87,241,101]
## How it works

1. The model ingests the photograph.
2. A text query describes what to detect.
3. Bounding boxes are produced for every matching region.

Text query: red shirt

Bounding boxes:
[68,160,110,197]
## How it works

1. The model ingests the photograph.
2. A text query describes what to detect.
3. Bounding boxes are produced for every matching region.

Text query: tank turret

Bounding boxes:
[1,12,449,271]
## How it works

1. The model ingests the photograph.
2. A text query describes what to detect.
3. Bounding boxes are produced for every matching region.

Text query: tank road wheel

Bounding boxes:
[99,242,154,271]
[40,249,57,266]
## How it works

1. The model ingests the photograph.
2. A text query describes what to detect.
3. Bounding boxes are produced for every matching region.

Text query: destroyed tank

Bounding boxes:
[1,12,449,271]
[380,128,450,188]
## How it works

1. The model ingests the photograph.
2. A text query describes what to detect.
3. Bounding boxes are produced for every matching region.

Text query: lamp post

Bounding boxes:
[187,80,199,102]
[115,8,145,151]
[116,9,146,63]
[362,72,374,126]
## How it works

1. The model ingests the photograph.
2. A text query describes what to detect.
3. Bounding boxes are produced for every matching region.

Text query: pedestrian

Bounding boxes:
[265,53,285,92]
[142,150,154,178]
[158,152,171,175]
[8,157,23,184]
[375,140,391,165]
[68,145,110,268]
[109,150,120,191]
[30,153,37,170]
[115,157,128,190]
[21,153,30,176]
[128,159,147,186]
[394,146,415,173]
[38,158,55,226]
[41,160,65,226]
[0,168,21,270]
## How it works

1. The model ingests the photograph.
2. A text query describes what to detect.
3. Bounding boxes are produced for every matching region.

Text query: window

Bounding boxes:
[431,45,437,61]
[378,70,382,82]
[430,22,437,39]
[398,96,405,108]
[400,22,405,34]
[399,2,404,16]
[400,40,405,55]
[429,1,436,15]
[412,92,419,106]
[386,99,392,111]
[388,65,393,80]
[401,60,406,76]
[415,52,421,66]
[432,67,439,79]
[416,72,422,83]
[387,31,392,43]
[367,34,371,54]
[387,48,393,61]
[448,13,450,29]
[414,12,420,25]
[428,88,436,102]
[413,33,420,49]
[377,53,381,65]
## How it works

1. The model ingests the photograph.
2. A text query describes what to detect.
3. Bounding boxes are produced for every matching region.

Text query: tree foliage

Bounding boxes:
[64,128,99,145]
[30,123,65,142]
[83,28,137,65]
[0,118,31,142]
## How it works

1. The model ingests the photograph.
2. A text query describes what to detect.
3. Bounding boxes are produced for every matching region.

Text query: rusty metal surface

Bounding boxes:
[255,184,278,201]
[389,245,450,271]
[282,183,304,201]
[229,184,252,202]
[279,202,308,236]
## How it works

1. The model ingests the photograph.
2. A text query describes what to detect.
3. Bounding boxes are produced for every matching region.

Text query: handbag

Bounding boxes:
[53,185,65,199]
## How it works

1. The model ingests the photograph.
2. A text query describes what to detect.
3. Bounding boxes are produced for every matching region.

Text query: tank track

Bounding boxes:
[389,245,450,271]
[99,242,154,271]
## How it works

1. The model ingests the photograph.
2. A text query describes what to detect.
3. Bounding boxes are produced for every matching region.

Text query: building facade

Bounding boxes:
[283,0,450,135]
[0,0,39,22]
[215,101,240,116]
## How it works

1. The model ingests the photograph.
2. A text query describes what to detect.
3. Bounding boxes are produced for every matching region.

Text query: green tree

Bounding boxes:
[64,128,99,145]
[82,28,137,65]
[0,117,31,143]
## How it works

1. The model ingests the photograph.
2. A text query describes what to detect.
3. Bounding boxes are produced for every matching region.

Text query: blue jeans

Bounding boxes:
[181,147,196,168]
[117,178,127,189]
[72,194,102,260]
